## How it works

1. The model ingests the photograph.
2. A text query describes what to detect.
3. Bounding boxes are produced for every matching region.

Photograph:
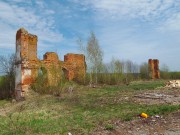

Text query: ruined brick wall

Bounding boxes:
[41,52,61,86]
[148,59,160,79]
[15,28,86,100]
[63,53,86,82]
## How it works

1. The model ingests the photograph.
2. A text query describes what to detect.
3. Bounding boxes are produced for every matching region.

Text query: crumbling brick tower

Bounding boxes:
[148,59,160,79]
[15,28,86,100]
[15,28,39,100]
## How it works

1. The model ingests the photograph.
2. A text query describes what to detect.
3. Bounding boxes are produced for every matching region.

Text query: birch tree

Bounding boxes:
[77,32,103,84]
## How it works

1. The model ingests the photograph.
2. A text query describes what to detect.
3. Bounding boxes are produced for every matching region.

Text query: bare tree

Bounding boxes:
[140,62,149,79]
[160,64,169,79]
[114,59,123,74]
[87,32,103,84]
[125,60,133,73]
[111,58,124,84]
[0,54,15,76]
[0,54,15,98]
[124,60,133,84]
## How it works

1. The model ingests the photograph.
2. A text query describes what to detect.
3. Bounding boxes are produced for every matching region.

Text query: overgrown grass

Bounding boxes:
[0,80,179,134]
[0,99,9,106]
[129,80,165,90]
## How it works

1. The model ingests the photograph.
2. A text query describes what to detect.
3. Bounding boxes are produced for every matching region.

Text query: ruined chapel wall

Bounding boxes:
[154,59,160,79]
[16,29,29,60]
[148,59,160,79]
[148,59,154,79]
[42,52,62,86]
[63,54,86,82]
[15,28,86,100]
[15,28,28,99]
[15,28,40,100]
[28,34,38,60]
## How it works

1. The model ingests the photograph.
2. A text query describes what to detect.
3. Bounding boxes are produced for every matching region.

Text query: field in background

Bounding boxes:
[0,80,179,134]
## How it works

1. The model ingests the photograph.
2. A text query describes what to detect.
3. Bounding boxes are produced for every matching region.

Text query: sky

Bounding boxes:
[0,0,180,71]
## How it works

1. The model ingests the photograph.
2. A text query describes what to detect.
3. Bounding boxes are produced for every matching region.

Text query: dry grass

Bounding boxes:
[0,80,179,134]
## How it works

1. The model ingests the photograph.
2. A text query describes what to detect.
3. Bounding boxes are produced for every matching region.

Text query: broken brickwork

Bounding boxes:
[15,28,86,100]
[63,53,86,82]
[148,59,160,79]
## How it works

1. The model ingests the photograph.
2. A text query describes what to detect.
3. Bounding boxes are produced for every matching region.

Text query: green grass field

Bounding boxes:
[0,80,179,134]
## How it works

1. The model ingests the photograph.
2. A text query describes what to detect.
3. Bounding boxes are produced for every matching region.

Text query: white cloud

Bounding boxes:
[159,13,180,32]
[75,0,176,21]
[35,1,45,8]
[7,0,32,4]
[1,0,180,71]
[0,1,63,49]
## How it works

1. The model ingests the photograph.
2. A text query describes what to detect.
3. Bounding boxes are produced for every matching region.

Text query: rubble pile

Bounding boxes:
[165,80,180,88]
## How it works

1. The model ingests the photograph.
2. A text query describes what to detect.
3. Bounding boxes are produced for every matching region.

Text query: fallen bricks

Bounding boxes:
[165,80,180,88]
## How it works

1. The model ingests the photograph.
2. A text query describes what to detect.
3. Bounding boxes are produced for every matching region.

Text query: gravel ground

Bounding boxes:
[91,88,180,135]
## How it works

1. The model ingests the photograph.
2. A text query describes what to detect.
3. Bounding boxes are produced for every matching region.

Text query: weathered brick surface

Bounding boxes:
[15,28,86,100]
[148,59,160,79]
[41,52,61,86]
[63,53,86,82]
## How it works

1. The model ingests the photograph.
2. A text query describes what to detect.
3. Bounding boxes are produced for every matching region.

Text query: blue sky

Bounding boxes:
[0,0,180,71]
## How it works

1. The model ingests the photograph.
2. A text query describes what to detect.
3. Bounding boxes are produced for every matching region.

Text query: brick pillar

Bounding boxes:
[148,59,160,79]
[15,28,39,100]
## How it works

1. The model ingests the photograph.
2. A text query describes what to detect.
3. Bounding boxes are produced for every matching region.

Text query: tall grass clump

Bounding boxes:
[31,69,78,96]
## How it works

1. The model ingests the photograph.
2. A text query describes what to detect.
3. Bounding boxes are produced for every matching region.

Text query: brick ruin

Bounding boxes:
[15,28,86,100]
[148,59,160,79]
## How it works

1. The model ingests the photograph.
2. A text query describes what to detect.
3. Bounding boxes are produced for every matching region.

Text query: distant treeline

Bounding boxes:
[83,72,180,85]
[77,32,180,85]
[161,71,180,80]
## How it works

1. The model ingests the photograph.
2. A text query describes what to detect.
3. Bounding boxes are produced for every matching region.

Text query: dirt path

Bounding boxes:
[133,89,180,105]
[91,111,180,135]
[92,88,180,135]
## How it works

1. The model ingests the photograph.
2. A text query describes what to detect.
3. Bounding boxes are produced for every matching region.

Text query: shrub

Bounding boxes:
[105,124,114,130]
[0,75,15,99]
[31,72,78,96]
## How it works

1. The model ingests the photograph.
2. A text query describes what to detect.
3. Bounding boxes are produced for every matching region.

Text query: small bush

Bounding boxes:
[0,75,15,99]
[122,114,133,121]
[105,124,114,130]
[31,72,78,96]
